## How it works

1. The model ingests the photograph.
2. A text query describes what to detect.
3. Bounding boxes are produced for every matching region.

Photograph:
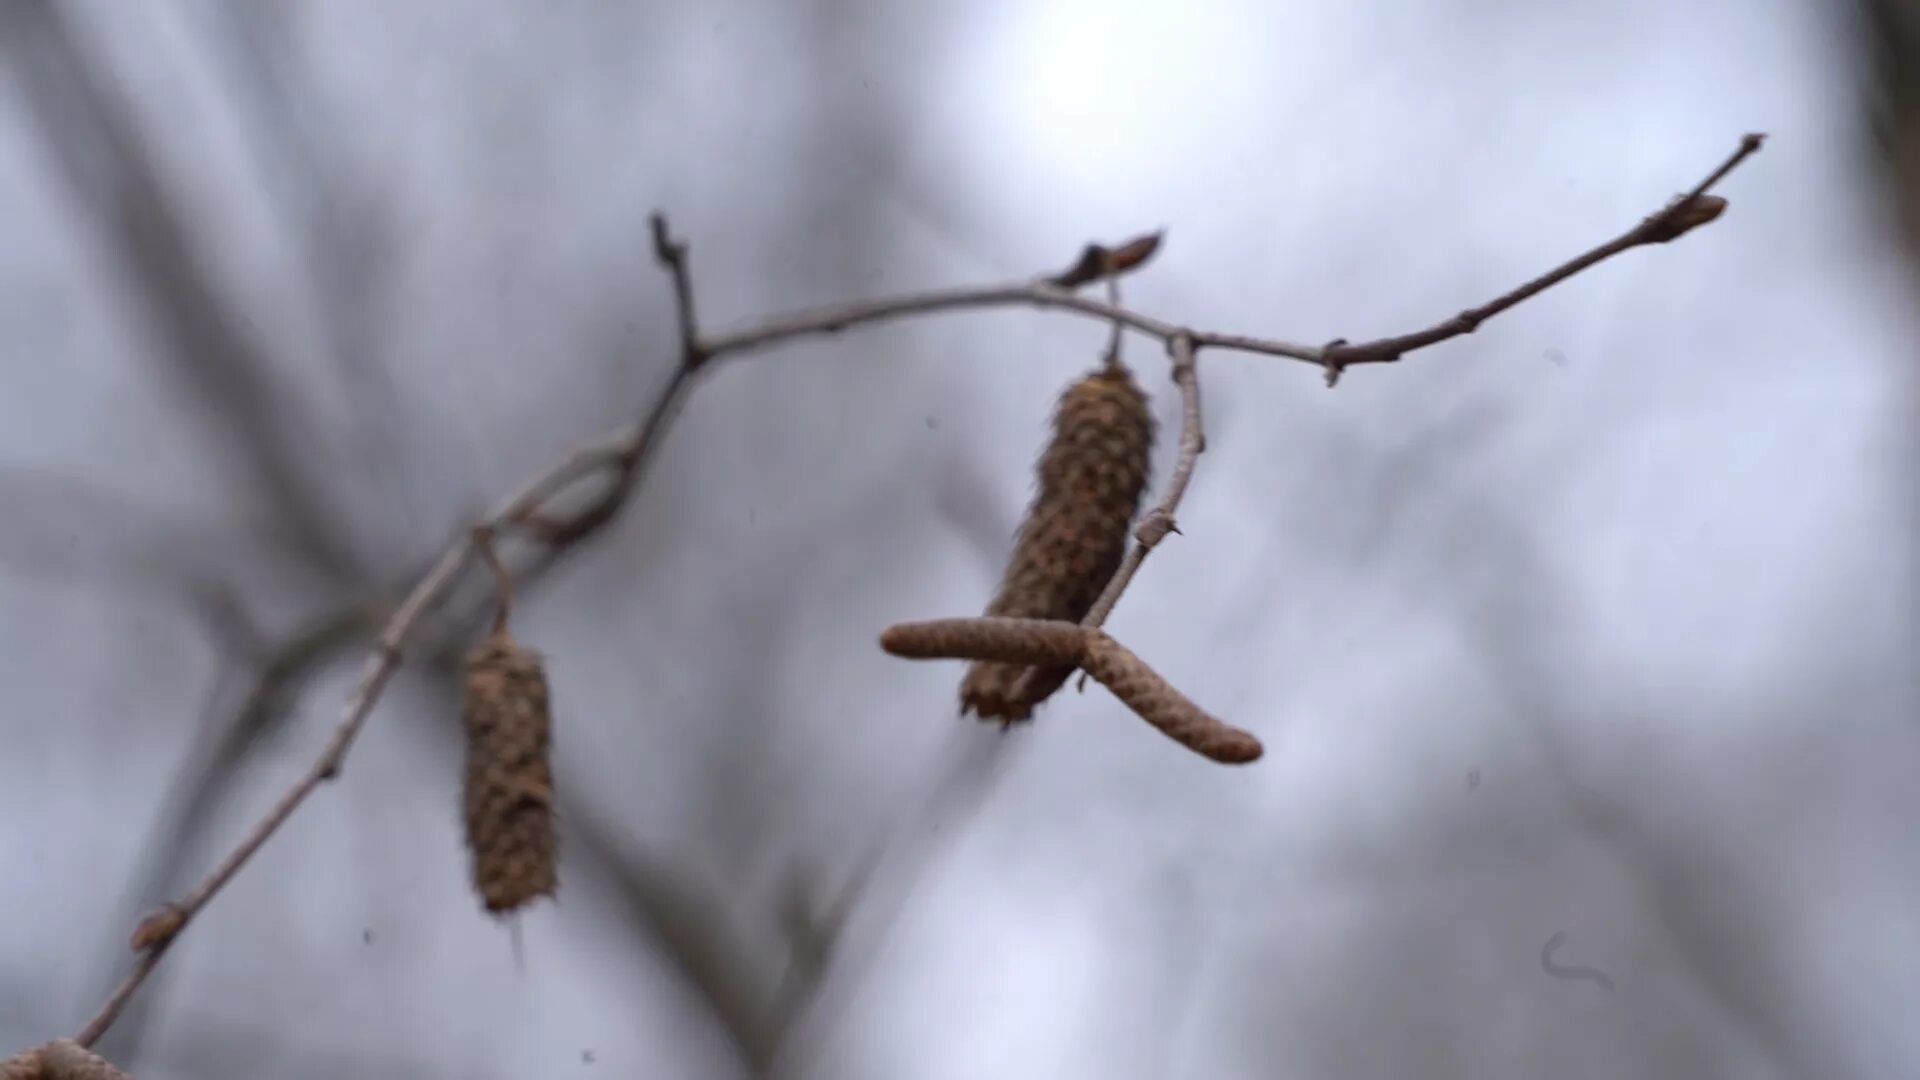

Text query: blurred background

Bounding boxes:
[2,1,1917,1077]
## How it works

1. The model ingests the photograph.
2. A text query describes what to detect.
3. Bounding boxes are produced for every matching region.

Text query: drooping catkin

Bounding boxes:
[961,363,1153,721]
[462,630,558,915]
[1080,631,1263,764]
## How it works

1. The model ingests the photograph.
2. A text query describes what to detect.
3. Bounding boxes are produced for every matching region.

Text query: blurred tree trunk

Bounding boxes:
[1854,0,1920,667]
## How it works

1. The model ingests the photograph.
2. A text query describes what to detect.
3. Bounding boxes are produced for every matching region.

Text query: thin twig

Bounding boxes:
[701,136,1762,388]
[1086,332,1203,628]
[702,281,1199,360]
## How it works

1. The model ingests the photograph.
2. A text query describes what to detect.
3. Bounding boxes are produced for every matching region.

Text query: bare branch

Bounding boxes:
[703,281,1195,359]
[699,136,1763,388]
[1312,133,1766,386]
[56,134,1757,1050]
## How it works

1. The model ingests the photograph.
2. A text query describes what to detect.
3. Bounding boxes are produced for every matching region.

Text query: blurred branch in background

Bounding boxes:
[184,0,414,526]
[1856,0,1920,250]
[0,0,365,583]
[1851,0,1920,623]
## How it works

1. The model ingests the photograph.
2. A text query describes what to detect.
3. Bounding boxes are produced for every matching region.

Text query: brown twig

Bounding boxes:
[517,220,703,544]
[1311,133,1765,386]
[702,136,1762,389]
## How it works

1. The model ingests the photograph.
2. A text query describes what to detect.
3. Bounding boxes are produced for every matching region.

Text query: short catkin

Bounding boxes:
[961,362,1153,721]
[462,630,558,915]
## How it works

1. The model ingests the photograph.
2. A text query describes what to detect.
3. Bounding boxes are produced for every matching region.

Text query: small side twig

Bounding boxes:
[471,527,515,635]
[701,135,1761,390]
[518,215,703,544]
[650,212,705,370]
[1309,133,1766,386]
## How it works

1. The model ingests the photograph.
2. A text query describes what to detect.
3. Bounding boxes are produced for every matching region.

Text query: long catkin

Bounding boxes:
[462,630,558,915]
[1080,632,1263,764]
[961,363,1153,721]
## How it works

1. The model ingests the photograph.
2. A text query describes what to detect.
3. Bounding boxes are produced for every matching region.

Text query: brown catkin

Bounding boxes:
[462,630,558,915]
[961,363,1153,721]
[1081,631,1264,764]
[881,617,1090,667]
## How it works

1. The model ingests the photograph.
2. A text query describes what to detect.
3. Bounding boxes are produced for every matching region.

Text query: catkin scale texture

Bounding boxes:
[462,632,558,915]
[961,364,1153,721]
[0,1041,131,1080]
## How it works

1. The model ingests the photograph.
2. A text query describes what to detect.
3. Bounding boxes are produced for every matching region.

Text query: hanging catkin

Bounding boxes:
[961,362,1153,721]
[462,629,558,915]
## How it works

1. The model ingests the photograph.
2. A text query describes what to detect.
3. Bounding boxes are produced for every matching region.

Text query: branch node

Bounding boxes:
[128,903,186,952]
[1135,509,1178,547]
